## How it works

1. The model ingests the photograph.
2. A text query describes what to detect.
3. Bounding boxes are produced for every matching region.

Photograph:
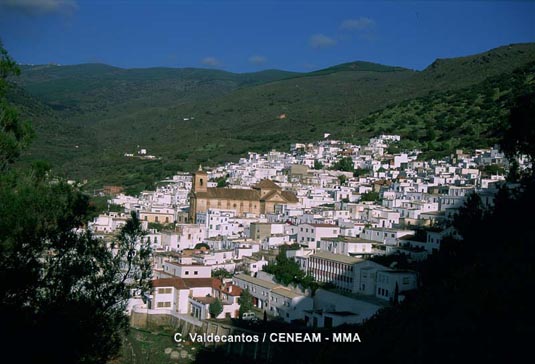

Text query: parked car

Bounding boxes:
[242,312,258,321]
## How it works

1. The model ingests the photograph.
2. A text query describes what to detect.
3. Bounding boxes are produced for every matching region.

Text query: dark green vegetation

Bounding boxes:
[360,61,535,160]
[209,298,224,319]
[263,245,317,290]
[212,267,233,279]
[1,43,152,364]
[360,190,380,202]
[8,43,535,193]
[238,288,254,318]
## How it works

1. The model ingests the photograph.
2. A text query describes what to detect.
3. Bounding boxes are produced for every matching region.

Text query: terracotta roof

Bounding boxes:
[219,283,243,296]
[195,188,260,201]
[253,179,281,190]
[281,191,299,203]
[152,277,221,290]
[152,278,187,290]
[191,296,216,304]
[194,186,298,204]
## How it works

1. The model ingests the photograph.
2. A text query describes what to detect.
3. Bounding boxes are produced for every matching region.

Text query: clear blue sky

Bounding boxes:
[0,0,534,72]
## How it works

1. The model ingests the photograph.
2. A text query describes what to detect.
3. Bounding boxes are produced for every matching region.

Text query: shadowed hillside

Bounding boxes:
[10,42,535,193]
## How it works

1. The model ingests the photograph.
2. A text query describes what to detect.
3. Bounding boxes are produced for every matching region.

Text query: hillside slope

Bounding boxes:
[11,42,535,193]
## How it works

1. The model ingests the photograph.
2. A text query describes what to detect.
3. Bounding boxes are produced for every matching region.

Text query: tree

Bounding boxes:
[238,289,254,318]
[0,176,152,363]
[209,298,223,319]
[332,157,354,172]
[0,40,33,171]
[212,268,232,279]
[501,91,535,164]
[452,191,485,241]
[360,191,380,202]
[353,168,370,177]
[0,42,152,364]
[313,159,324,170]
[263,245,306,286]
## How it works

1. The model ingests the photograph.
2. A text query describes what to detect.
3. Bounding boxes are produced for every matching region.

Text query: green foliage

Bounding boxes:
[360,62,535,159]
[238,289,254,318]
[209,298,223,319]
[360,191,380,202]
[501,90,535,162]
[453,192,485,240]
[0,170,152,363]
[482,164,506,176]
[9,43,535,190]
[353,168,370,177]
[332,157,354,172]
[0,40,33,171]
[263,245,308,287]
[212,268,232,279]
[212,175,229,188]
[0,44,152,364]
[313,159,324,170]
[87,195,123,220]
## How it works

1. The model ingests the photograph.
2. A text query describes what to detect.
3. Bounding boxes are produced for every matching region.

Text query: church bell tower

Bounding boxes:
[193,165,208,193]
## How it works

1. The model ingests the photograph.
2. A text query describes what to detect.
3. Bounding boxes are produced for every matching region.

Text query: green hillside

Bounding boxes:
[10,42,535,193]
[360,61,535,159]
[15,64,300,116]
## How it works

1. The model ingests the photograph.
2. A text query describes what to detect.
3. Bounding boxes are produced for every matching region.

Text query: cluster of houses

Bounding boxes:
[90,135,518,328]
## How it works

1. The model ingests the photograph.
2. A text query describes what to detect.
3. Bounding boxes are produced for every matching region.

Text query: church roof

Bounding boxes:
[195,188,261,201]
[260,190,299,204]
[281,191,299,203]
[253,179,281,190]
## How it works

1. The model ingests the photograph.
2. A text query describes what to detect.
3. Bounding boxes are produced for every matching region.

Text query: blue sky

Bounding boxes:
[0,0,534,72]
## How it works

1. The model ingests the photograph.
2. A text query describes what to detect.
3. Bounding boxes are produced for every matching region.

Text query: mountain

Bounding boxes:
[15,64,300,116]
[10,42,535,193]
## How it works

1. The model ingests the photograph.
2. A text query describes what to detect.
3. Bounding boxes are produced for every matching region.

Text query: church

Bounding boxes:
[189,167,299,222]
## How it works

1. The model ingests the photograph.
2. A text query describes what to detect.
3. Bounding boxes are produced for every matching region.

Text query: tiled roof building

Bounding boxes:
[189,166,298,221]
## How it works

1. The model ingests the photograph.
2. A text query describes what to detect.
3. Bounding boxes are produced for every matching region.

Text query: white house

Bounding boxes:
[319,237,374,256]
[375,270,418,301]
[297,223,340,249]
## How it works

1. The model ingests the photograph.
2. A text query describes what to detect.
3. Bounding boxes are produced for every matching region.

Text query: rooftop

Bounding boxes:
[271,287,303,299]
[311,251,364,264]
[322,236,374,244]
[233,273,280,289]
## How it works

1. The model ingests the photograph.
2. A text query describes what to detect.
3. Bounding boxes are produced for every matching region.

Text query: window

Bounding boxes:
[194,271,198,275]
[185,271,190,275]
